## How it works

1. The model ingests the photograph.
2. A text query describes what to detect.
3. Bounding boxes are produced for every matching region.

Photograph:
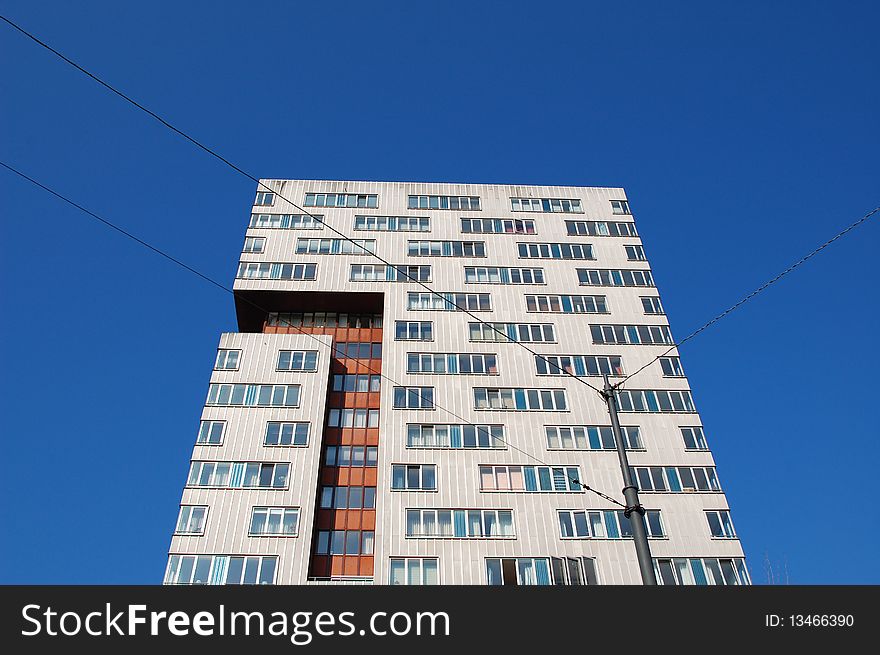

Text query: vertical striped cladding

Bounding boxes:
[164,180,746,585]
[169,332,331,584]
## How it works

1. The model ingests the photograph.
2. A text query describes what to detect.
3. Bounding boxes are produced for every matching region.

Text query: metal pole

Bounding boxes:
[602,374,657,585]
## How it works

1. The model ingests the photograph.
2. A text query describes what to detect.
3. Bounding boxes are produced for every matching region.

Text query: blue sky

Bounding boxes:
[1,1,877,584]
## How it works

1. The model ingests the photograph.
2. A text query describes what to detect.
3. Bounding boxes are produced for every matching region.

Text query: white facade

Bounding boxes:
[166,180,748,586]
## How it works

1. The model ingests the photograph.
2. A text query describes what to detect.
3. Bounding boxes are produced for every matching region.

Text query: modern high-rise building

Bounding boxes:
[164,180,749,586]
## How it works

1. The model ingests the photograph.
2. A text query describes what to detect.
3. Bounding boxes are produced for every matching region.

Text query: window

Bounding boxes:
[175,506,207,535]
[395,321,433,341]
[196,420,225,445]
[631,466,721,492]
[486,558,554,586]
[545,425,643,451]
[242,237,265,253]
[391,464,437,491]
[641,296,664,315]
[526,295,608,314]
[479,465,582,492]
[164,555,277,585]
[254,191,275,206]
[406,509,514,538]
[267,313,382,328]
[390,558,439,585]
[510,197,583,213]
[327,409,380,428]
[324,446,379,467]
[473,387,567,411]
[354,215,429,232]
[706,510,737,539]
[535,354,623,377]
[304,193,377,208]
[186,462,290,489]
[350,264,431,282]
[407,424,505,449]
[206,384,300,407]
[577,268,655,287]
[558,509,664,539]
[407,292,491,312]
[565,220,637,237]
[464,267,544,285]
[249,213,323,230]
[276,350,319,371]
[517,242,594,260]
[319,486,377,509]
[590,324,673,345]
[549,557,600,586]
[615,389,696,413]
[393,386,435,409]
[654,558,750,586]
[468,322,556,343]
[659,356,684,377]
[332,374,381,392]
[461,218,535,234]
[610,199,631,215]
[681,426,708,450]
[406,353,498,375]
[625,244,646,260]
[236,262,317,280]
[315,530,375,555]
[407,195,480,211]
[264,421,309,446]
[407,240,486,257]
[249,507,299,536]
[333,342,382,360]
[214,349,240,370]
[295,238,376,255]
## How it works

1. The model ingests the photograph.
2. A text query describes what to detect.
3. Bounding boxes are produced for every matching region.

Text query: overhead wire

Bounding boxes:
[0,159,625,508]
[10,12,874,511]
[0,13,607,397]
[615,205,880,388]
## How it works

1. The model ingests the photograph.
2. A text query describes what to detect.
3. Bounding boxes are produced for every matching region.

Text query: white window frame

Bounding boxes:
[327,408,380,428]
[254,191,275,206]
[577,268,654,287]
[175,505,208,535]
[706,510,737,539]
[681,426,708,450]
[214,349,241,371]
[473,387,568,411]
[558,509,665,539]
[164,554,277,585]
[545,425,643,451]
[196,420,225,445]
[264,421,310,447]
[391,464,438,491]
[389,558,439,585]
[525,294,608,314]
[610,199,631,215]
[392,386,435,410]
[249,213,324,230]
[249,507,300,537]
[654,557,750,586]
[405,509,514,538]
[479,465,582,492]
[276,350,319,372]
[394,321,433,341]
[406,423,506,450]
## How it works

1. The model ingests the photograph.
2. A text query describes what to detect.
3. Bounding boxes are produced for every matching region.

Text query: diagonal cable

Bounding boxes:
[0,158,624,507]
[0,13,607,396]
[616,205,880,388]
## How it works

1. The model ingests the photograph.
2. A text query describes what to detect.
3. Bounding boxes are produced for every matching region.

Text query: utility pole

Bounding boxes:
[602,374,657,585]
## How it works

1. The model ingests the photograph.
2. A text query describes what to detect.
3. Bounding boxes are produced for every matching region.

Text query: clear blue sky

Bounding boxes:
[1,1,877,584]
